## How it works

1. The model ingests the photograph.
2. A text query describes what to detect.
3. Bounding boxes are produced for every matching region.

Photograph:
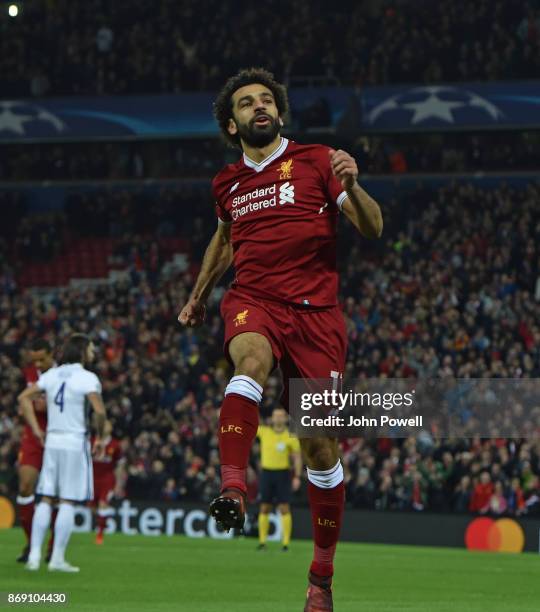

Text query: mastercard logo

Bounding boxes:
[0,496,15,529]
[465,517,525,552]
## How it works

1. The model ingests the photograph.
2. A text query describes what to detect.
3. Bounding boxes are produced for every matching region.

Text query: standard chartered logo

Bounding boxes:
[230,182,295,220]
[279,182,295,205]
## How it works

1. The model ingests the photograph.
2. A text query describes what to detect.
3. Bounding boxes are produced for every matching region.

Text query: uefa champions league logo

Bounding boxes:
[0,101,66,136]
[367,86,504,126]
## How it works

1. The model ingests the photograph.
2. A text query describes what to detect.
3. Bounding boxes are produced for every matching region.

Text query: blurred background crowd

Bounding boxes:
[1,0,539,97]
[1,179,540,516]
[1,131,540,182]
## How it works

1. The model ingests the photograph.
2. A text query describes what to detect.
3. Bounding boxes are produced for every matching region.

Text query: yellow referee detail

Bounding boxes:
[256,407,302,551]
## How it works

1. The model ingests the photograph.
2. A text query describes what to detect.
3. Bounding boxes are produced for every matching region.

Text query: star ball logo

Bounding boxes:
[367,86,503,126]
[0,101,66,136]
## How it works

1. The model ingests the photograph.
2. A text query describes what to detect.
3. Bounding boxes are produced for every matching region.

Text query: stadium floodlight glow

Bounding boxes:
[8,4,19,17]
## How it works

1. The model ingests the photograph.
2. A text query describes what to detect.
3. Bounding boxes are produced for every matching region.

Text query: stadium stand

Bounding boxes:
[1,181,539,515]
[0,0,538,97]
[1,131,540,181]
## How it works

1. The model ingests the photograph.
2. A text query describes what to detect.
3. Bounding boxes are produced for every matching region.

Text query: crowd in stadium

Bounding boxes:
[1,179,539,515]
[1,132,539,182]
[1,0,538,97]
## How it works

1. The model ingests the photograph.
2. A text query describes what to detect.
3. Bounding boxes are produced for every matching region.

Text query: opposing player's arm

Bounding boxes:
[178,222,233,327]
[87,391,107,441]
[329,149,383,239]
[18,384,45,444]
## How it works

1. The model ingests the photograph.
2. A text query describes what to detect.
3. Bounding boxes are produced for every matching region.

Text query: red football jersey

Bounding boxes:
[93,437,122,480]
[22,364,47,435]
[212,138,347,307]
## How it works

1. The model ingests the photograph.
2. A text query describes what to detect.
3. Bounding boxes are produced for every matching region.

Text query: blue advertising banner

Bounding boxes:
[361,81,540,132]
[0,88,353,142]
[0,81,539,142]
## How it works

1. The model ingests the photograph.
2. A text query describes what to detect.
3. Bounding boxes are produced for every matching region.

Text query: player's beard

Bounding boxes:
[236,114,281,148]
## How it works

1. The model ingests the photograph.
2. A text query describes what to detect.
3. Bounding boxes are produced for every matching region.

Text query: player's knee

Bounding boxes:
[278,504,290,514]
[302,440,338,471]
[230,333,273,384]
[235,354,271,384]
[18,481,34,497]
[18,472,36,497]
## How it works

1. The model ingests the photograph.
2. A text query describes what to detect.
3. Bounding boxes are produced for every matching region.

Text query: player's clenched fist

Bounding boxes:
[329,148,358,190]
[178,299,206,327]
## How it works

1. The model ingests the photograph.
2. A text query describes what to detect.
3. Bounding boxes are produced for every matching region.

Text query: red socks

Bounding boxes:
[97,514,107,535]
[308,479,345,578]
[218,390,260,494]
[17,495,35,543]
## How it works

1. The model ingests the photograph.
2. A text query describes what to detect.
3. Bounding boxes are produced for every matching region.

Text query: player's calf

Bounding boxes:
[218,375,263,493]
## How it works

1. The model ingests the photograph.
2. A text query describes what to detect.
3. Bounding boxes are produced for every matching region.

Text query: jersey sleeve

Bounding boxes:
[316,146,348,212]
[212,178,232,224]
[36,370,51,391]
[84,372,102,395]
[256,425,267,440]
[287,435,301,454]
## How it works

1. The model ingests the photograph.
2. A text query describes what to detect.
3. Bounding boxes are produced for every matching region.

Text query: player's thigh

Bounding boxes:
[36,447,60,498]
[280,306,347,411]
[18,464,40,495]
[229,332,274,385]
[287,306,347,380]
[221,289,285,383]
[58,445,93,503]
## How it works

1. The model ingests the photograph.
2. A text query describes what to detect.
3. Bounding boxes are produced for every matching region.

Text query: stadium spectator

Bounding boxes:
[488,482,508,515]
[469,472,494,514]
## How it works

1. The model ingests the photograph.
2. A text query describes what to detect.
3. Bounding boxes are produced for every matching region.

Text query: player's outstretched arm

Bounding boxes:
[18,384,45,445]
[329,148,383,239]
[178,222,233,328]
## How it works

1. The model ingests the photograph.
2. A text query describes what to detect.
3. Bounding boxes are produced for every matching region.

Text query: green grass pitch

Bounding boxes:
[2,528,540,611]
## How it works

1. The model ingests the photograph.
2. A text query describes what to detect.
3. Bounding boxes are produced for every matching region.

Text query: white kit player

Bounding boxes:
[18,333,106,572]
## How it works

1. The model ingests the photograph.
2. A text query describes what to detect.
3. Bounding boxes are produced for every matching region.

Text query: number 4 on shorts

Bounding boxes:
[54,382,66,412]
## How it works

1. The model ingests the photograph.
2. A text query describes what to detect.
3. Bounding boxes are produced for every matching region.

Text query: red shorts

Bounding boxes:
[221,288,347,406]
[93,473,115,504]
[18,436,43,471]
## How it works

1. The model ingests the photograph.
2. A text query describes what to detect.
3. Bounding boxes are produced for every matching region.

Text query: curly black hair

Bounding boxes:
[213,67,289,148]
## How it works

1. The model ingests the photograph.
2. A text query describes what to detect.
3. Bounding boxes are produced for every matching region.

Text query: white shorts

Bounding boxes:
[36,435,93,502]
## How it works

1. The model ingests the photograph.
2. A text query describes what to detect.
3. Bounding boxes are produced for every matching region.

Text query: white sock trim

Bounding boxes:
[307,460,344,489]
[225,375,263,404]
[17,494,35,505]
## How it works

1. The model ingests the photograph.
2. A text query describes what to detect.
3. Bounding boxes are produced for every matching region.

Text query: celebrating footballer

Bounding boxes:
[179,67,382,611]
